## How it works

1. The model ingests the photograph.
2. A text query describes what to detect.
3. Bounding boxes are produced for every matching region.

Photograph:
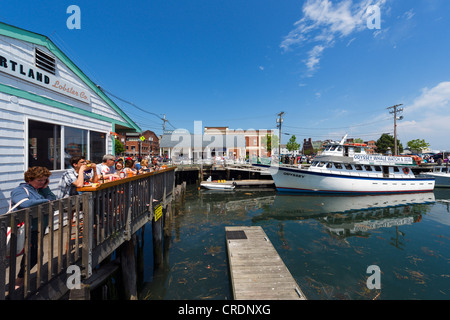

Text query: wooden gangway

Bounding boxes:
[0,167,176,300]
[226,226,306,300]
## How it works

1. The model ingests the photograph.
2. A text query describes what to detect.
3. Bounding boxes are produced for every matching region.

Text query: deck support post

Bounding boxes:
[119,233,137,300]
[152,213,163,269]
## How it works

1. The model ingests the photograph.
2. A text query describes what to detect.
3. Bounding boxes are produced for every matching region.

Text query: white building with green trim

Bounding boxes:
[0,22,141,212]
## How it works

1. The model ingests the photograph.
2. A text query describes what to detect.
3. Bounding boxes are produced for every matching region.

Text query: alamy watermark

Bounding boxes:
[67,5,81,30]
[366,265,381,290]
[66,265,81,290]
[366,5,381,30]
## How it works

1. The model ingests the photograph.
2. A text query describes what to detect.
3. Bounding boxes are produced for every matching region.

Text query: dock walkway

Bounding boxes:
[225,226,306,300]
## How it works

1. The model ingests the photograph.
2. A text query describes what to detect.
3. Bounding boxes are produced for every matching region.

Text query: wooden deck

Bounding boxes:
[225,226,306,300]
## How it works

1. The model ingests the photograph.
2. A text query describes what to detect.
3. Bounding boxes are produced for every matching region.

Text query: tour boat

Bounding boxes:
[421,166,450,188]
[254,135,435,195]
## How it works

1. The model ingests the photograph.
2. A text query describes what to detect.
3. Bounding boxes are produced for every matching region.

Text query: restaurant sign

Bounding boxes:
[0,50,91,104]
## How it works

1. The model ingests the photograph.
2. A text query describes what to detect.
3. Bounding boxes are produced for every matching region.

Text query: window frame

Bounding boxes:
[26,117,109,171]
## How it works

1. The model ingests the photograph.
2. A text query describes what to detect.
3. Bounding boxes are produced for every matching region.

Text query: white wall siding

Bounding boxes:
[0,33,129,213]
[0,34,129,125]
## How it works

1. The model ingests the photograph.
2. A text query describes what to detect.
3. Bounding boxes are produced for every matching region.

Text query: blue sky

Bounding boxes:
[1,0,450,150]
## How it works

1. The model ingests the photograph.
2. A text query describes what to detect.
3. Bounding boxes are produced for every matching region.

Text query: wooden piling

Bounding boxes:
[120,234,137,300]
[152,204,163,269]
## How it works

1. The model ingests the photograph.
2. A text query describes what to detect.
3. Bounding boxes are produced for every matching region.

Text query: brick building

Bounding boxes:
[118,130,159,158]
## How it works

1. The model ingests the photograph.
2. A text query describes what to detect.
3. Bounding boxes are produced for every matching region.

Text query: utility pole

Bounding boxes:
[387,104,403,155]
[276,111,285,162]
[162,114,168,131]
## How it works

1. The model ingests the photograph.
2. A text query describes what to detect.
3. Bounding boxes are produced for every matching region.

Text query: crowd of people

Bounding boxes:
[6,154,163,289]
[58,154,163,198]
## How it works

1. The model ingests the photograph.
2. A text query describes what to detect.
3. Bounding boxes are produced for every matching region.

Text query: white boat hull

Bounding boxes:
[422,172,450,188]
[256,165,435,194]
[201,182,235,190]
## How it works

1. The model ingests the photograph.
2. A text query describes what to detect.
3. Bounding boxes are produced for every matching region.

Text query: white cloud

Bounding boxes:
[281,0,387,74]
[406,82,450,112]
[399,81,450,150]
[402,9,415,20]
[305,45,325,71]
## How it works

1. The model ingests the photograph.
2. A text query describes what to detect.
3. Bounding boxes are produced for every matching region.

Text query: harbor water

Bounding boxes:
[140,186,450,300]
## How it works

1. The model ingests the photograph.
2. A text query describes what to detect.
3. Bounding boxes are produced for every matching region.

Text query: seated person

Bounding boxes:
[115,159,125,178]
[139,159,150,173]
[96,154,119,180]
[150,157,160,171]
[123,158,138,177]
[10,166,57,210]
[9,166,57,289]
[58,156,98,198]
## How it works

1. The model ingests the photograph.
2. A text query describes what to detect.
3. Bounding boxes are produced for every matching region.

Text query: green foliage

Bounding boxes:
[115,138,125,155]
[261,134,279,155]
[286,135,300,152]
[376,133,403,154]
[407,139,430,153]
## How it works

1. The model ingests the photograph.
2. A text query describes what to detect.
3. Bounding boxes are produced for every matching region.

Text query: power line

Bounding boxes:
[284,118,390,130]
[98,86,172,131]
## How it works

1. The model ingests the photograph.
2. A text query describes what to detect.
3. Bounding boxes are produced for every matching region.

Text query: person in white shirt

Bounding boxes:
[96,154,119,180]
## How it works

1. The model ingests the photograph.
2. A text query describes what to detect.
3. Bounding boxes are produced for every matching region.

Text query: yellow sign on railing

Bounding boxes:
[155,204,162,221]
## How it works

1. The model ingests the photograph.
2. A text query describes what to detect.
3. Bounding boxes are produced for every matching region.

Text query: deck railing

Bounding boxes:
[0,167,175,300]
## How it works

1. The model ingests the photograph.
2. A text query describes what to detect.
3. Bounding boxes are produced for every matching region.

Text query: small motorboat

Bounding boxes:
[201,177,236,190]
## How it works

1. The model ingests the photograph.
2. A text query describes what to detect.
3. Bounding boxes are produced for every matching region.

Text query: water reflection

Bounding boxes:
[255,192,435,240]
[140,188,450,300]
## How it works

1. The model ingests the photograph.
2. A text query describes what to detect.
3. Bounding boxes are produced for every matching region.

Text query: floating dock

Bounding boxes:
[225,226,306,300]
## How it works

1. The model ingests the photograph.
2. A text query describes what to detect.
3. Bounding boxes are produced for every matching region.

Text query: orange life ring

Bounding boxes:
[403,167,410,174]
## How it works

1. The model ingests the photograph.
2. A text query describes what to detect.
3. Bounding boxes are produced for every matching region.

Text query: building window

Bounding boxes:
[28,119,107,171]
[28,120,61,170]
[64,127,88,169]
[90,131,106,164]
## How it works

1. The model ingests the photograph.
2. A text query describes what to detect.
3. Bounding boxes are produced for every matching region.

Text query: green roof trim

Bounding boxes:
[0,82,132,129]
[0,21,141,132]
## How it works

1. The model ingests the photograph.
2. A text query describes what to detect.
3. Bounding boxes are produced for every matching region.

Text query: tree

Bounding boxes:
[376,133,403,154]
[286,135,300,153]
[261,134,279,156]
[407,139,430,153]
[115,139,125,155]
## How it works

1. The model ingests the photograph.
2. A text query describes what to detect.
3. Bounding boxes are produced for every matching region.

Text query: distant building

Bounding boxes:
[302,138,315,155]
[365,140,377,154]
[118,130,159,158]
[279,144,300,156]
[159,126,274,161]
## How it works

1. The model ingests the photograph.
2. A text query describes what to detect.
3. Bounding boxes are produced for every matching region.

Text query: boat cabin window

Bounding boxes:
[364,165,372,171]
[344,164,353,170]
[327,163,332,168]
[318,162,326,167]
[354,164,363,171]
[334,163,343,169]
[393,167,400,172]
[374,166,381,172]
[312,161,319,166]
